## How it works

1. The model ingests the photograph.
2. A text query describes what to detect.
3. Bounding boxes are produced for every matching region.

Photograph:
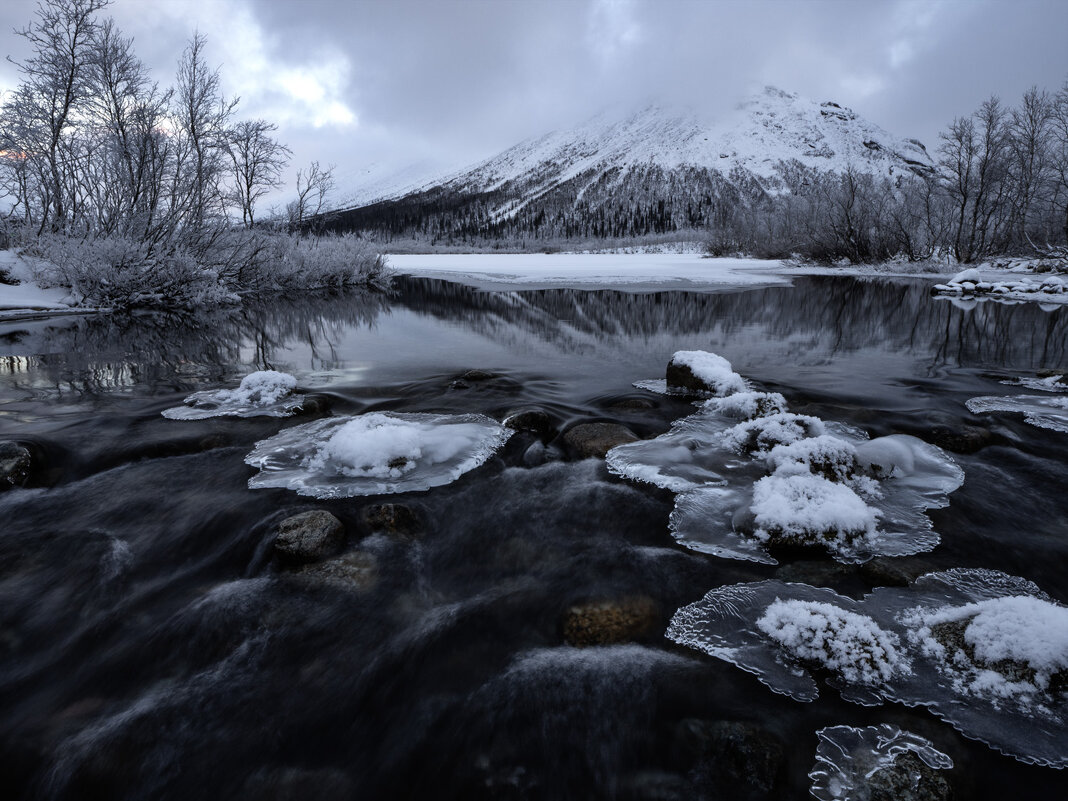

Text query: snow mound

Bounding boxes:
[668,350,748,396]
[750,474,880,552]
[757,600,908,686]
[965,394,1068,434]
[702,390,789,420]
[618,356,962,564]
[244,412,512,498]
[163,371,303,420]
[668,570,1068,767]
[809,724,953,801]
[933,272,1068,306]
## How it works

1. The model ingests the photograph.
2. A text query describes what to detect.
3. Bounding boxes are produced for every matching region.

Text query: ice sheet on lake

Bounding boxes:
[965,394,1068,434]
[244,411,512,498]
[809,724,953,801]
[667,569,1068,767]
[163,370,304,419]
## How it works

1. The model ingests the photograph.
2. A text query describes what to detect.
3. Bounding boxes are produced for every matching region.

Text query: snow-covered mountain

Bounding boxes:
[328,87,934,241]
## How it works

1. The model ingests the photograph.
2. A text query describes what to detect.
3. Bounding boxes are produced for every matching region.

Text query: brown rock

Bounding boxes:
[562,596,659,646]
[274,510,345,563]
[562,422,639,459]
[359,503,424,539]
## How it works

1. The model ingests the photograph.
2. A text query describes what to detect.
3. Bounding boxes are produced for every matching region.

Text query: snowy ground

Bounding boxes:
[0,250,89,320]
[387,253,795,291]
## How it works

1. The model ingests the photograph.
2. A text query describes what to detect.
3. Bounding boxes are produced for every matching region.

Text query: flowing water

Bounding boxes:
[0,275,1065,800]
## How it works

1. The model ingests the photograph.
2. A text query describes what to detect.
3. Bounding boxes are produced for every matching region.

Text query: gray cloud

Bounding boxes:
[2,0,1067,199]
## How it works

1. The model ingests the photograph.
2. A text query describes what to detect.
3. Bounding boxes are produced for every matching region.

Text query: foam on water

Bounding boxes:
[244,411,512,498]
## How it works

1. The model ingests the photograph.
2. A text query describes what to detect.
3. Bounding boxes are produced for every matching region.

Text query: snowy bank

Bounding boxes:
[387,253,792,291]
[0,250,89,320]
[932,267,1068,306]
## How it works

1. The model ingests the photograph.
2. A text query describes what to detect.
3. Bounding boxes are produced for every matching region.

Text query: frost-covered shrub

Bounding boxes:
[757,599,909,685]
[252,233,390,291]
[905,595,1068,700]
[750,473,879,547]
[27,235,236,308]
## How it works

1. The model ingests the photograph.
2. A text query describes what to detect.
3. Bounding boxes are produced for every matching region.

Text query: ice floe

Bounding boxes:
[808,724,953,801]
[244,411,512,498]
[965,394,1068,434]
[667,569,1068,767]
[163,370,304,419]
[611,352,963,564]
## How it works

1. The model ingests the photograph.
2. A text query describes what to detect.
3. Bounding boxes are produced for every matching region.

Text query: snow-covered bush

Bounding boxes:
[757,599,909,685]
[254,232,390,291]
[27,235,236,308]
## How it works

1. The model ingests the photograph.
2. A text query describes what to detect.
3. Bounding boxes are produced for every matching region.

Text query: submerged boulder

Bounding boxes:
[679,719,784,798]
[359,503,424,539]
[561,596,660,646]
[562,422,639,459]
[274,510,345,563]
[867,751,953,801]
[296,550,378,592]
[0,442,31,489]
[503,407,553,438]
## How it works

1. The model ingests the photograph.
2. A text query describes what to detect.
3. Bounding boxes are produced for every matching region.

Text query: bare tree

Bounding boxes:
[1008,86,1053,248]
[287,161,335,231]
[227,119,290,228]
[1,0,108,233]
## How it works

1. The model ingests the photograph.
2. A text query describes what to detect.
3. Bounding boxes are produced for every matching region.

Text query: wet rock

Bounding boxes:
[562,422,639,459]
[462,369,498,381]
[504,408,553,438]
[450,379,471,390]
[0,442,31,490]
[562,596,659,646]
[774,560,854,587]
[609,396,658,411]
[665,358,721,394]
[617,770,690,800]
[867,750,953,801]
[925,425,999,454]
[676,719,784,797]
[296,393,332,415]
[274,510,345,563]
[861,556,935,587]
[242,766,355,800]
[297,550,378,592]
[522,441,548,467]
[359,503,424,539]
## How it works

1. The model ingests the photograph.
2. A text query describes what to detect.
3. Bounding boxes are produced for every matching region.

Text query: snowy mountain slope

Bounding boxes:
[328,87,934,240]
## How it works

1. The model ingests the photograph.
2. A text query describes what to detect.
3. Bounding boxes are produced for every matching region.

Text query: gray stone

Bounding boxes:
[297,550,378,592]
[562,422,639,458]
[359,503,424,539]
[274,510,344,563]
[0,442,31,490]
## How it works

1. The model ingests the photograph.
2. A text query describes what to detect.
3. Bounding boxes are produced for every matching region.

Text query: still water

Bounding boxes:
[0,276,1065,799]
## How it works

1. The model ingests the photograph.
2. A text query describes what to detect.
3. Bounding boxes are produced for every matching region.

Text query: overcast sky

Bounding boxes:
[2,0,1067,202]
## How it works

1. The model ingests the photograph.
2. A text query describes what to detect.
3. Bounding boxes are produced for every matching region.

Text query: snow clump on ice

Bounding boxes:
[245,411,512,498]
[668,570,1068,767]
[757,599,909,685]
[163,370,303,419]
[933,269,1068,305]
[750,474,879,549]
[612,350,963,564]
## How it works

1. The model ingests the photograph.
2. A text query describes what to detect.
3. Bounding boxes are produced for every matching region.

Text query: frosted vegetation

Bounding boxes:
[244,412,512,498]
[609,350,963,563]
[808,724,953,801]
[162,371,303,420]
[667,569,1068,767]
[0,0,387,310]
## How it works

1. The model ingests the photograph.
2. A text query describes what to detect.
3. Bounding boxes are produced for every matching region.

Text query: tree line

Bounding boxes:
[0,0,381,307]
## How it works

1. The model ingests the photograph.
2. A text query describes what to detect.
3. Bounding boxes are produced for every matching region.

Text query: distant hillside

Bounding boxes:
[324,87,934,243]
